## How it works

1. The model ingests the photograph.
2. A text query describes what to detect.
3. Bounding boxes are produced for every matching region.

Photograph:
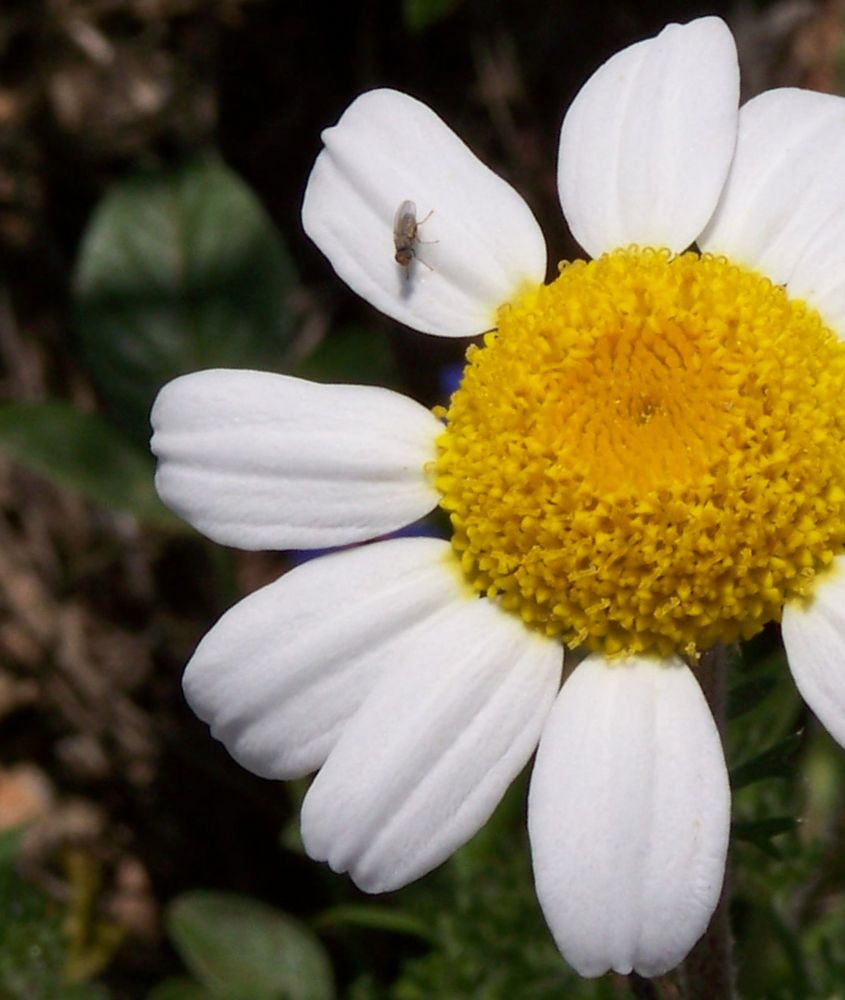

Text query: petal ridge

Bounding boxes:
[183,537,465,779]
[700,88,845,333]
[558,17,739,257]
[301,597,563,892]
[151,369,441,550]
[528,654,730,977]
[783,557,845,748]
[303,88,547,337]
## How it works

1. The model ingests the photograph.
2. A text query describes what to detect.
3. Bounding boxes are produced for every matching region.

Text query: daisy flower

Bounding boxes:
[151,15,845,978]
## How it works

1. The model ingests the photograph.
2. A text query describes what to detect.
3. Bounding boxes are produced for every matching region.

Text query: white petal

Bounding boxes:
[301,599,563,892]
[700,88,845,334]
[151,369,441,550]
[782,558,845,747]
[528,654,730,978]
[183,537,463,779]
[302,88,547,338]
[558,17,739,258]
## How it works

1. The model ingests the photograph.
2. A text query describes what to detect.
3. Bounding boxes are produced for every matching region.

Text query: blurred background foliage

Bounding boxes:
[2,0,845,997]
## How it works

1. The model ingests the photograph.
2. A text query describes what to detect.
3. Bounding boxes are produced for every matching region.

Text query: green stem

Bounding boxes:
[677,643,736,1000]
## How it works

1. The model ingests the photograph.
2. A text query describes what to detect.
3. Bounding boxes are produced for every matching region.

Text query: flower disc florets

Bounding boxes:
[435,247,845,658]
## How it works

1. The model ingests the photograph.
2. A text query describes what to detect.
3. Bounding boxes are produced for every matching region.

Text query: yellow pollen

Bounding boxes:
[434,247,845,658]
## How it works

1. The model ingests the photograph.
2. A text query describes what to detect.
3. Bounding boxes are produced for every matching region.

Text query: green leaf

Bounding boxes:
[295,328,398,388]
[402,0,462,32]
[147,978,217,1000]
[727,671,778,721]
[0,827,24,868]
[74,157,298,443]
[0,401,177,528]
[730,732,803,790]
[0,861,114,998]
[732,816,799,858]
[312,905,433,942]
[61,987,111,1000]
[166,891,335,1000]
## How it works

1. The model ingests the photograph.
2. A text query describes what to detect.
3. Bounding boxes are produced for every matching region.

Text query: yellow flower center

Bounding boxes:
[434,247,845,658]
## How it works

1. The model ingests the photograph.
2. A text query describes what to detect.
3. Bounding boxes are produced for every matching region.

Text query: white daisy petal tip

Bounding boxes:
[302,87,547,338]
[150,368,442,551]
[558,15,739,258]
[181,537,464,781]
[299,596,563,894]
[783,557,845,748]
[528,653,730,977]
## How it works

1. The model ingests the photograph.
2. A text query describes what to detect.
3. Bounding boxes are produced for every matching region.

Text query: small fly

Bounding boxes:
[393,200,435,277]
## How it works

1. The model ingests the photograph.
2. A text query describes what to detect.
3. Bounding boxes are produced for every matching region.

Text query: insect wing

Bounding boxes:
[393,200,417,242]
[394,200,419,270]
